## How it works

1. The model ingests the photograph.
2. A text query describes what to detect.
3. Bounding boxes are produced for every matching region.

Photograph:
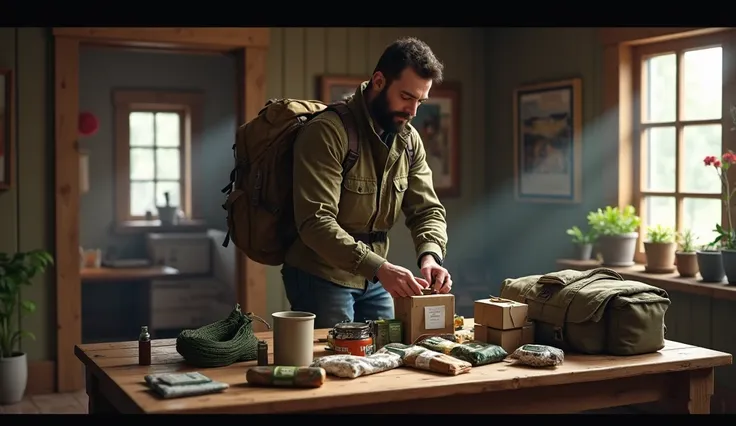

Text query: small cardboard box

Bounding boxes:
[474,322,535,354]
[474,297,528,330]
[393,293,455,344]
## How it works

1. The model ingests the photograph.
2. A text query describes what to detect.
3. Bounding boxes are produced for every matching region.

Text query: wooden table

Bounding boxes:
[80,266,180,283]
[74,318,731,414]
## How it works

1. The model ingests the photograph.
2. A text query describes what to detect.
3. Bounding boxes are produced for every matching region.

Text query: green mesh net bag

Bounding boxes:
[176,304,270,368]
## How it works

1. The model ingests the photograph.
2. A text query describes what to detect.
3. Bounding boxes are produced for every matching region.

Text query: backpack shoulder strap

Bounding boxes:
[406,138,415,167]
[327,102,360,178]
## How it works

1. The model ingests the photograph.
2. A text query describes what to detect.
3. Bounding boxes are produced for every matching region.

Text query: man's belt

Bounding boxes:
[350,231,388,245]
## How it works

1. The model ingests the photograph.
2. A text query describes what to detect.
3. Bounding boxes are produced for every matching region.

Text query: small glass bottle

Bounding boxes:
[257,340,268,366]
[139,325,151,366]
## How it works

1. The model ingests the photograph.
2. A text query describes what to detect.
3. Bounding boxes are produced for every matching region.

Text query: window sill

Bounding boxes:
[114,219,208,235]
[556,259,734,302]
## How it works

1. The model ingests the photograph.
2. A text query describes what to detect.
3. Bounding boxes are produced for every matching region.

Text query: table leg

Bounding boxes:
[86,370,118,414]
[667,368,714,414]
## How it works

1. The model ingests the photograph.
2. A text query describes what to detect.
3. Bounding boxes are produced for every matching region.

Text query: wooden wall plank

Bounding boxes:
[325,28,348,74]
[54,36,83,392]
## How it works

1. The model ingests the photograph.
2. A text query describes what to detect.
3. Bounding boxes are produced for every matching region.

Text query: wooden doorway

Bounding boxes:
[52,28,269,392]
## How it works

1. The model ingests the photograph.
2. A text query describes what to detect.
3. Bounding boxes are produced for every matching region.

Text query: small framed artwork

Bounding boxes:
[318,75,366,103]
[513,78,582,203]
[415,82,461,198]
[0,68,13,191]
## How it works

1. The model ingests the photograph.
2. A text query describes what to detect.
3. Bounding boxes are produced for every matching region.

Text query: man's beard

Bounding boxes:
[369,88,411,134]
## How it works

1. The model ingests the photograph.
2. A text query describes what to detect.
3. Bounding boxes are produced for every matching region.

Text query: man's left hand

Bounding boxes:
[420,255,452,294]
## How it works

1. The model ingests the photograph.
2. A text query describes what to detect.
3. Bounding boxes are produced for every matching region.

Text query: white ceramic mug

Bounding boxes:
[272,311,316,366]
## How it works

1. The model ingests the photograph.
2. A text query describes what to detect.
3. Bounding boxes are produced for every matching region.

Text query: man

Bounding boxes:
[282,37,451,329]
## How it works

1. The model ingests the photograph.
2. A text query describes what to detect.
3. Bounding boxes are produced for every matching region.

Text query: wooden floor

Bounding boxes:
[0,391,88,414]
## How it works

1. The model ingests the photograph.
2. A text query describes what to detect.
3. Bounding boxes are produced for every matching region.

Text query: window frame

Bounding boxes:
[631,32,730,261]
[112,90,204,225]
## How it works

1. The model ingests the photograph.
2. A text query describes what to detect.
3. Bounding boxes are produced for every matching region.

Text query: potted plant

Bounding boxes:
[702,147,736,283]
[675,229,699,278]
[643,224,676,273]
[697,242,726,283]
[565,225,597,261]
[586,205,642,267]
[0,249,53,405]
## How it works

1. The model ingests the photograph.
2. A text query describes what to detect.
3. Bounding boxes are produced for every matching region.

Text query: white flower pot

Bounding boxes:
[0,352,28,405]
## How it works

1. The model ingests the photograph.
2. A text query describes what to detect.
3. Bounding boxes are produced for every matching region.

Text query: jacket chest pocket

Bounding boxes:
[386,176,409,224]
[338,177,377,229]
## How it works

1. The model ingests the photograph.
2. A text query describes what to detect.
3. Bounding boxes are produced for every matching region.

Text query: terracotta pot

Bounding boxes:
[675,251,699,278]
[644,242,676,273]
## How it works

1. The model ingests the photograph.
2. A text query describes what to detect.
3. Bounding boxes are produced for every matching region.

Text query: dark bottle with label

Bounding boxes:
[139,325,151,366]
[257,340,268,366]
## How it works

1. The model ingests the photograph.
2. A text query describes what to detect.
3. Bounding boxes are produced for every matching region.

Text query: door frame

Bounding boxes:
[52,27,269,392]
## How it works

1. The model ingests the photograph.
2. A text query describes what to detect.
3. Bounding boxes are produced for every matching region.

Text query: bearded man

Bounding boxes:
[282,37,452,329]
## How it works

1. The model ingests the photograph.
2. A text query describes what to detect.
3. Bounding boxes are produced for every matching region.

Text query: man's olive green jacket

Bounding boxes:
[284,82,448,289]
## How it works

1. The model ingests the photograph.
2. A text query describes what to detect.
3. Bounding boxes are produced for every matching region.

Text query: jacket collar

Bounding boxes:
[346,81,413,142]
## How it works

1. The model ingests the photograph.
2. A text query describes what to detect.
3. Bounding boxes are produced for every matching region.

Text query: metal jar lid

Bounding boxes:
[334,322,371,340]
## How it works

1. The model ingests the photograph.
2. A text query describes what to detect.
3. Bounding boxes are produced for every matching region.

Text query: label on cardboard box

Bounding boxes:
[424,305,446,330]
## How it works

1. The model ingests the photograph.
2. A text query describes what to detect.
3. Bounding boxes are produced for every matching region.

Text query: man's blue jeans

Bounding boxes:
[281,264,394,329]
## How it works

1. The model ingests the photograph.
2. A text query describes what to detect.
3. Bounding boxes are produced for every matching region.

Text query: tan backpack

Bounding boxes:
[220,99,359,265]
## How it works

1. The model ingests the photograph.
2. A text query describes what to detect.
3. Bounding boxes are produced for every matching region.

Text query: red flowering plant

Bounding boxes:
[704,151,736,250]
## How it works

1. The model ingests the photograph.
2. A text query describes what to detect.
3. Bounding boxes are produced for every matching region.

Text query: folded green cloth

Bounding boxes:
[144,372,229,399]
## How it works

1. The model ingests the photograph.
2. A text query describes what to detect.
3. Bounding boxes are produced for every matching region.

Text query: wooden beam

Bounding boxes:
[235,47,269,332]
[599,27,729,47]
[54,36,83,392]
[52,28,269,50]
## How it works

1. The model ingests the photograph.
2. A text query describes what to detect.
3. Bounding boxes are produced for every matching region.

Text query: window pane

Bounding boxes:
[682,47,722,121]
[130,181,155,217]
[682,124,722,193]
[130,148,154,180]
[130,112,154,147]
[156,181,180,209]
[155,148,180,180]
[643,127,676,192]
[155,112,180,147]
[683,197,721,246]
[644,54,676,123]
[643,196,676,231]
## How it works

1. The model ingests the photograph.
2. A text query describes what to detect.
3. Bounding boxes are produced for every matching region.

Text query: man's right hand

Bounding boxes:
[376,262,429,297]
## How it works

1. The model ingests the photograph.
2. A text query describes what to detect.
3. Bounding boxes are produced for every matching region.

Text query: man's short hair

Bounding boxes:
[373,37,444,85]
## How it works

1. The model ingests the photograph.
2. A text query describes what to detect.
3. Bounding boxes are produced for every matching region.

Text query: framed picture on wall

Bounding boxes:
[513,78,583,204]
[415,82,461,198]
[318,75,366,103]
[0,68,14,191]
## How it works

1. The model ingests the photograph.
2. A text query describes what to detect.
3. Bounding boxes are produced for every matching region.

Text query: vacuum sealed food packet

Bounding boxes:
[508,344,565,368]
[246,366,327,388]
[382,343,472,375]
[311,351,403,379]
[417,336,507,366]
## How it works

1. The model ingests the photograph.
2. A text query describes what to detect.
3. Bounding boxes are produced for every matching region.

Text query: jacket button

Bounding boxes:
[358,187,362,192]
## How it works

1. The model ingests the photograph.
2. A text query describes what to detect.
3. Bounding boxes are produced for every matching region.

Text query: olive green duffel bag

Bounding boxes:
[499,268,670,356]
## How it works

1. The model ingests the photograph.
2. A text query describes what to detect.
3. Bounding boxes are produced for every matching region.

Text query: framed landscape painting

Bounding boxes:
[513,78,583,204]
[414,82,461,198]
[318,75,366,103]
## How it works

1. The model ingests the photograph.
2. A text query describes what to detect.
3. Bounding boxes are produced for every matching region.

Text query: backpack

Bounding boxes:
[220,98,415,266]
[498,268,670,356]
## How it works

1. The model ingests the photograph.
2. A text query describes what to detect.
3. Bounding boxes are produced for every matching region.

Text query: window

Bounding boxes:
[633,35,725,249]
[113,91,203,223]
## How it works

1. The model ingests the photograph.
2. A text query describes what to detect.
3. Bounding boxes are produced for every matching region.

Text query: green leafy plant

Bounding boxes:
[676,229,698,253]
[0,249,53,358]
[699,241,720,252]
[586,205,642,236]
[646,224,675,244]
[565,226,597,245]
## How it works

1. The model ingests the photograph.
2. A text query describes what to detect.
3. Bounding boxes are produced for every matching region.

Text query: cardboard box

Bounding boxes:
[474,297,528,330]
[474,322,535,354]
[393,294,455,344]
